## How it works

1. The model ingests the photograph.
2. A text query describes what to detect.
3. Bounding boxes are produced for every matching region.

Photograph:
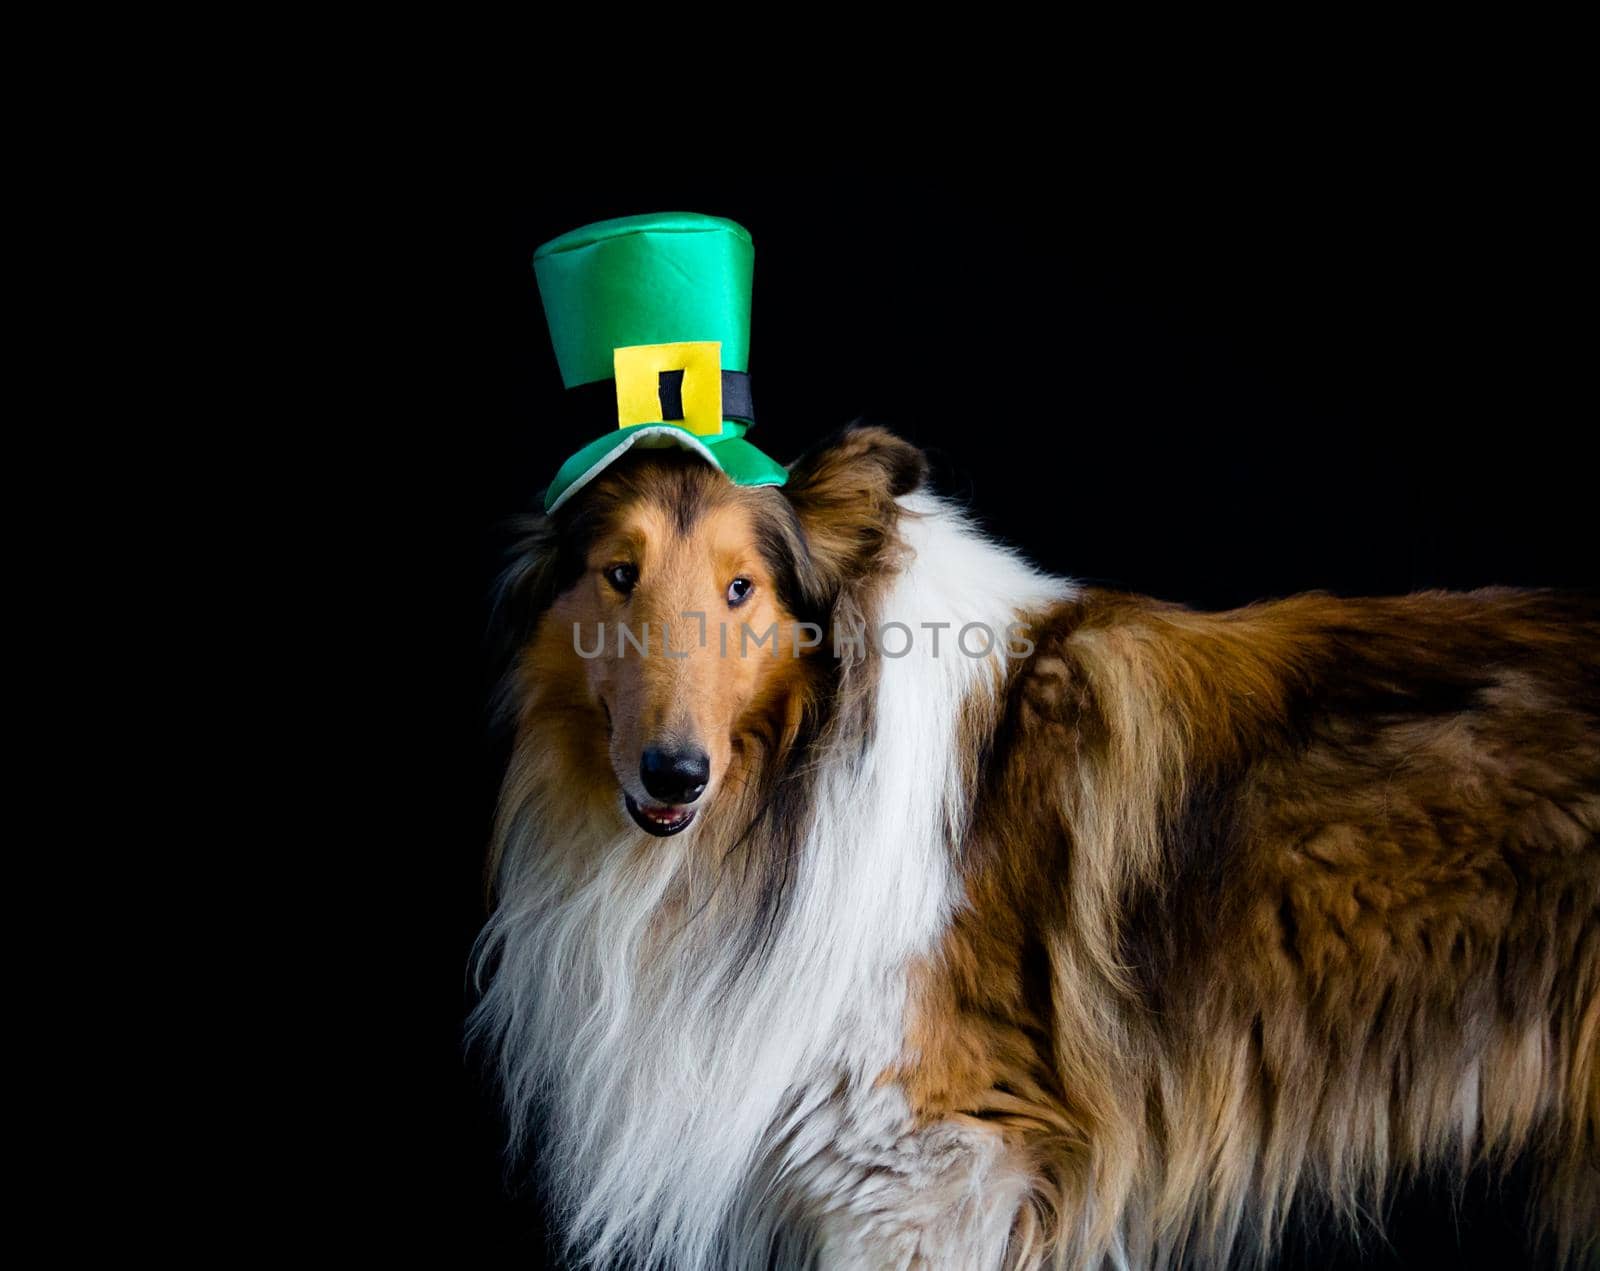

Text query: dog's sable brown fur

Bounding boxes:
[903,584,1600,1264]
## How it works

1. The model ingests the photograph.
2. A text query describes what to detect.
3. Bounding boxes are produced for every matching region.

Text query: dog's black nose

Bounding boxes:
[639,746,710,804]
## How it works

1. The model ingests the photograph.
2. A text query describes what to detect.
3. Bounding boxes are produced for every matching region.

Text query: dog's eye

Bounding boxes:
[604,563,638,595]
[726,576,754,607]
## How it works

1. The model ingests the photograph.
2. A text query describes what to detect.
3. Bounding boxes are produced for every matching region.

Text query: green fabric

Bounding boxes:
[532,211,788,513]
[533,212,753,388]
[543,426,788,514]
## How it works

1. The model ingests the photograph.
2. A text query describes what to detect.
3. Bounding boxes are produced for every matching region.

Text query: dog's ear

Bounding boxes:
[487,510,564,715]
[492,485,612,654]
[783,425,928,604]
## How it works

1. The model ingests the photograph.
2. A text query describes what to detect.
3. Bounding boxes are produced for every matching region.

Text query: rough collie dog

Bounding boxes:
[470,426,1599,1269]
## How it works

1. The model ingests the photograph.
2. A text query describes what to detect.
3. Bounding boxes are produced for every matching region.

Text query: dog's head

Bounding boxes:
[498,426,927,837]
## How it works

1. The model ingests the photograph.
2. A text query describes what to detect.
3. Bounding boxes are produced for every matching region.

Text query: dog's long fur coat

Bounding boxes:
[471,428,1600,1268]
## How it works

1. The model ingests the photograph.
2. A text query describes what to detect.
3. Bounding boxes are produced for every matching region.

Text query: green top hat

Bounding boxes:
[532,211,788,513]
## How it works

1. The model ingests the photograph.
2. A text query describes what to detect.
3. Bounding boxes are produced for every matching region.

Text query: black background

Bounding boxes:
[396,141,1593,1267]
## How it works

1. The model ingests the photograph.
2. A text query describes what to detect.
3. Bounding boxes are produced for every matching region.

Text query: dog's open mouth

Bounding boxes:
[625,794,698,837]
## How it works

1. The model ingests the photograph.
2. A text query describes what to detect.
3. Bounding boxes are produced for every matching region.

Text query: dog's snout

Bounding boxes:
[639,745,710,804]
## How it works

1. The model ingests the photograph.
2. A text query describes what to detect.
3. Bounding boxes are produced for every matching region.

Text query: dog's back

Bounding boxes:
[927,585,1600,1266]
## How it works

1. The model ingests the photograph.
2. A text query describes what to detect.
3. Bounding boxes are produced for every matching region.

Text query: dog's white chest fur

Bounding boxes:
[474,495,1071,1269]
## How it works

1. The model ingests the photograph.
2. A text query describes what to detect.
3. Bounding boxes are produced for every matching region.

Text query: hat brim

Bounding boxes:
[543,424,788,514]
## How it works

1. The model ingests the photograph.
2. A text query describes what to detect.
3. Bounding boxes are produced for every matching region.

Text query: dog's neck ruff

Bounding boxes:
[471,493,1073,1269]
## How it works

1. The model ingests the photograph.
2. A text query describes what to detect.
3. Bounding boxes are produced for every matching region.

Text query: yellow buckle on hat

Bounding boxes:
[613,341,724,437]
